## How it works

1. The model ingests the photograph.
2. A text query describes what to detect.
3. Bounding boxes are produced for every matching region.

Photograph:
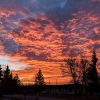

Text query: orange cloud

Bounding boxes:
[0,3,100,85]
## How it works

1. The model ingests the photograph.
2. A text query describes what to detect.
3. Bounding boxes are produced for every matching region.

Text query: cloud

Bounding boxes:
[0,55,27,71]
[0,0,100,84]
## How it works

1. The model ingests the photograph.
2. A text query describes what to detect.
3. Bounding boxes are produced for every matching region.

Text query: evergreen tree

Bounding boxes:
[2,65,12,88]
[0,65,3,96]
[14,74,21,86]
[0,65,3,85]
[2,65,21,93]
[87,50,99,85]
[3,65,10,80]
[35,69,45,85]
[3,66,21,86]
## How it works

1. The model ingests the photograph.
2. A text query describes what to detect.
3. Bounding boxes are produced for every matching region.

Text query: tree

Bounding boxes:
[2,65,21,94]
[66,58,80,84]
[79,58,89,94]
[86,50,99,93]
[34,69,45,85]
[0,65,3,98]
[80,58,89,86]
[14,74,21,86]
[0,65,3,85]
[66,58,83,94]
[2,65,12,93]
[87,50,99,85]
[3,65,10,80]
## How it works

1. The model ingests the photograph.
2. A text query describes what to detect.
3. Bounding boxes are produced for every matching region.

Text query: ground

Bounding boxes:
[1,95,100,100]
[2,95,67,100]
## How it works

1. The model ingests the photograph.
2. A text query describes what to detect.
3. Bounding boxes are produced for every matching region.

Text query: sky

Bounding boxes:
[0,0,100,84]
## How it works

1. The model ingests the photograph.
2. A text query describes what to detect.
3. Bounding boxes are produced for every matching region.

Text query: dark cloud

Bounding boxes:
[0,0,100,58]
[0,0,99,21]
[26,52,48,61]
[3,39,20,54]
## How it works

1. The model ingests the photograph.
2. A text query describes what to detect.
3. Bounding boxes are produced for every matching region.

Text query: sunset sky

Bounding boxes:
[0,0,100,84]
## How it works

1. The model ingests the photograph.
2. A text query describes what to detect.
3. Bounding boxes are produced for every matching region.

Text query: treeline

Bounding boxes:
[0,65,45,94]
[65,50,99,94]
[0,65,21,94]
[0,50,100,95]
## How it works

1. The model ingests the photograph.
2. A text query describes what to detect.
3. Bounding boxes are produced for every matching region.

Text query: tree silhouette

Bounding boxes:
[79,58,90,85]
[66,58,80,84]
[0,65,3,85]
[1,65,21,94]
[87,50,99,85]
[80,58,89,94]
[34,69,45,85]
[86,50,99,93]
[0,65,3,98]
[3,65,11,84]
[14,74,21,86]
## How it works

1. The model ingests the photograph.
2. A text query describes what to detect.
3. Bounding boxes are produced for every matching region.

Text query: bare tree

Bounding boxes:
[80,57,89,86]
[79,57,90,94]
[66,58,80,84]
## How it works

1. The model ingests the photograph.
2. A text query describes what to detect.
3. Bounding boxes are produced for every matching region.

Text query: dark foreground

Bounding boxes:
[0,85,100,100]
[1,95,100,100]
